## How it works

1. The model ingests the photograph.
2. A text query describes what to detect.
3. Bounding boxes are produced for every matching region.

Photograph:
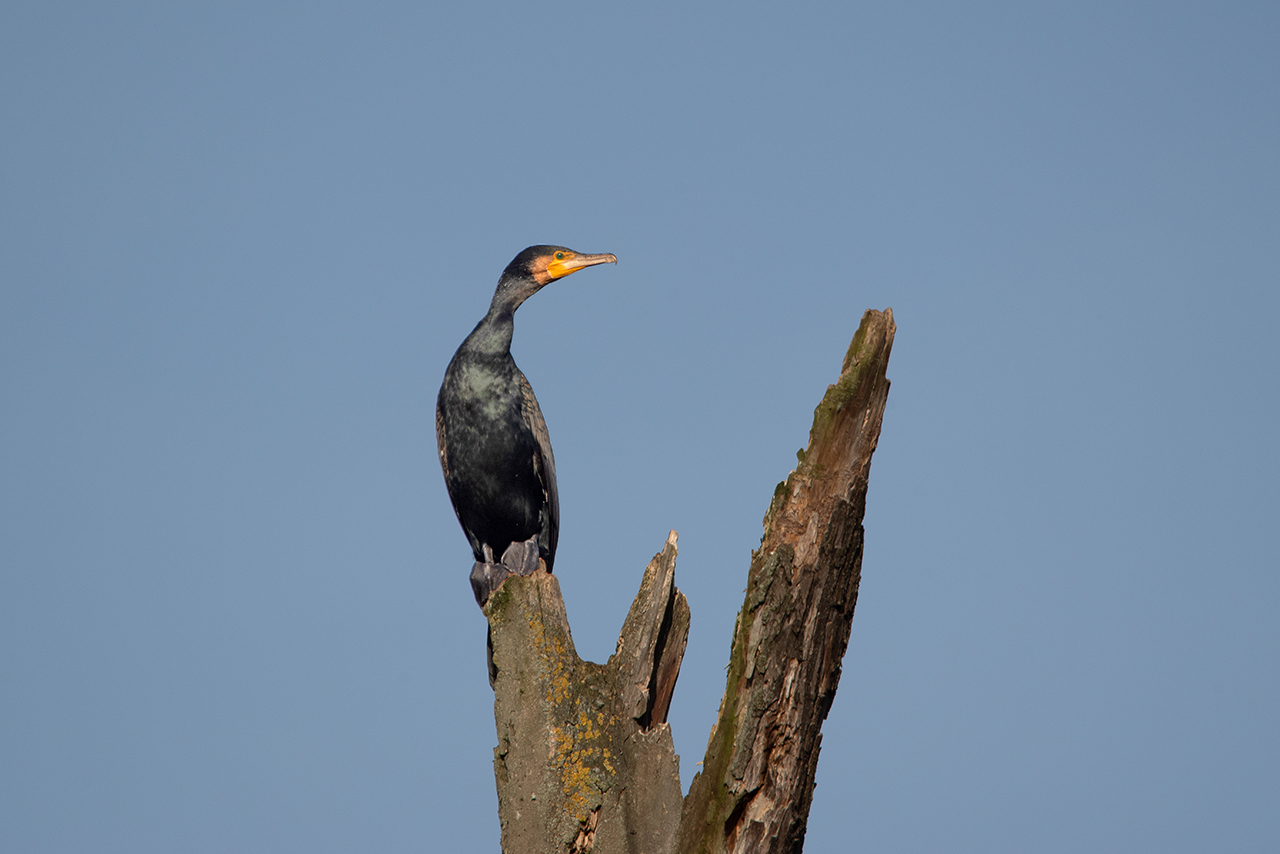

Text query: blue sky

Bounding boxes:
[2,2,1277,851]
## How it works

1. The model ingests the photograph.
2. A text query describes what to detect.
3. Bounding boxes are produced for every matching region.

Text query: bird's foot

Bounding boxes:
[470,538,543,606]
[470,560,510,607]
[500,537,542,577]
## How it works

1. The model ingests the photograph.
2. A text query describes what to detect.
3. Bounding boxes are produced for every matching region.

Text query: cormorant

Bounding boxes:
[436,245,617,605]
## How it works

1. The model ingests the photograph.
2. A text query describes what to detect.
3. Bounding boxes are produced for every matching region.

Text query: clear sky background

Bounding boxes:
[2,2,1277,851]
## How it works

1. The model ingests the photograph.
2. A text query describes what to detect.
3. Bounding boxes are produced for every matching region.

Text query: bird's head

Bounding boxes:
[492,245,617,312]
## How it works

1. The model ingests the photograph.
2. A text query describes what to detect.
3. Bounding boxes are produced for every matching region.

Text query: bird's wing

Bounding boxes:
[518,370,559,567]
[435,402,449,482]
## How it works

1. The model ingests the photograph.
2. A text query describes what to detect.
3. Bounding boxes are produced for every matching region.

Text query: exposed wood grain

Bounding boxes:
[677,308,895,854]
[486,533,688,853]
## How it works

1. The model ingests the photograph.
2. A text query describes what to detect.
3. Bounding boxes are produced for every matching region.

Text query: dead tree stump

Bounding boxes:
[483,309,895,853]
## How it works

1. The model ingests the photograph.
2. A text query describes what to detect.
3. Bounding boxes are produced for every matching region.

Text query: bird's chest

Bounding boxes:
[444,365,531,461]
[454,366,521,423]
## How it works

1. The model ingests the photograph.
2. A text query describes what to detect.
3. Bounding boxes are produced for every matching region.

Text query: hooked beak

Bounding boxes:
[546,252,618,280]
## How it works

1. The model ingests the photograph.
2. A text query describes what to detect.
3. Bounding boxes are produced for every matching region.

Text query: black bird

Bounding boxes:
[436,245,617,605]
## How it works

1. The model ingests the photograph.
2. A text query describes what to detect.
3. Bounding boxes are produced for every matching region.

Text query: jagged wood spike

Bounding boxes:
[676,308,895,854]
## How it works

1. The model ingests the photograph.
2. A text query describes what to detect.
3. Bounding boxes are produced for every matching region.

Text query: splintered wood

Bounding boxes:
[483,309,895,854]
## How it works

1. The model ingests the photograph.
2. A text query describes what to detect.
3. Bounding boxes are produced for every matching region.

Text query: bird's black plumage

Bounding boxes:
[436,245,616,604]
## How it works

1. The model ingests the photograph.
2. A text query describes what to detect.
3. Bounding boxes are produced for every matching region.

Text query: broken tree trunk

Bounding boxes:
[483,308,895,853]
[484,533,690,853]
[676,308,896,853]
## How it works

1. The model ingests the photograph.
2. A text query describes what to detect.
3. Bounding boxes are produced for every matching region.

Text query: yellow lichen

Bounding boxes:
[526,611,573,706]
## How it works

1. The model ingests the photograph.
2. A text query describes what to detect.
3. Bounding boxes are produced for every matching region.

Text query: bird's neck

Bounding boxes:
[462,308,515,358]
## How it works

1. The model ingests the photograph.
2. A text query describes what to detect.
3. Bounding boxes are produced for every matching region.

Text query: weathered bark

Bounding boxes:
[483,308,895,853]
[676,308,895,853]
[485,532,690,853]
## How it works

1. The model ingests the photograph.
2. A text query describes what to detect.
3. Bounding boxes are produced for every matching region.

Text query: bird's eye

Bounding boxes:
[555,252,564,260]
